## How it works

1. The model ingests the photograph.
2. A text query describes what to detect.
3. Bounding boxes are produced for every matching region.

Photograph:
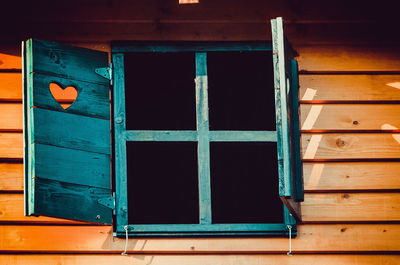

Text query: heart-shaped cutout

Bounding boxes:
[49,82,78,110]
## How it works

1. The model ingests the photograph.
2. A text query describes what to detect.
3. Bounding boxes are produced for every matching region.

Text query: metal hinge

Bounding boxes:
[95,63,113,85]
[97,192,116,215]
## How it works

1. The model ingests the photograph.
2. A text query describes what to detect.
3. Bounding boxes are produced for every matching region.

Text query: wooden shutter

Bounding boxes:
[271,17,304,222]
[23,39,112,224]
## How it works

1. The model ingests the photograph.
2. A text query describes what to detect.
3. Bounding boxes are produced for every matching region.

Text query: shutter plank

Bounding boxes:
[35,144,110,189]
[31,39,109,85]
[33,108,110,154]
[32,74,109,119]
[34,178,111,224]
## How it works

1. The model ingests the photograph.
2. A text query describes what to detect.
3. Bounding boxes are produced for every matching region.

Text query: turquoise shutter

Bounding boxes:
[271,17,304,221]
[23,39,112,224]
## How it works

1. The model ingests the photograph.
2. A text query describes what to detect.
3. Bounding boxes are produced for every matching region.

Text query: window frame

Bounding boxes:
[112,42,296,237]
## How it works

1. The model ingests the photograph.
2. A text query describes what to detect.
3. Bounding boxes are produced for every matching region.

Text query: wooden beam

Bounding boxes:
[0,224,399,252]
[0,133,22,159]
[301,133,400,160]
[297,45,400,72]
[303,162,400,191]
[2,193,400,223]
[302,193,400,222]
[299,75,400,102]
[0,163,23,191]
[0,73,22,101]
[300,104,400,131]
[0,254,399,265]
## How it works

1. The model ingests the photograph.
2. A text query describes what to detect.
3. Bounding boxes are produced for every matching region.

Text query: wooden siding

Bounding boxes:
[0,255,399,265]
[1,2,400,263]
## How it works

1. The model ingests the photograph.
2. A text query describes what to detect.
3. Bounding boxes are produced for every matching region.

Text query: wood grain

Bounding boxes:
[0,194,85,224]
[297,45,400,72]
[0,52,21,70]
[0,224,399,252]
[0,73,22,101]
[299,75,400,102]
[5,162,400,192]
[302,193,400,222]
[0,254,398,265]
[0,163,23,191]
[300,104,400,131]
[0,104,22,131]
[3,193,400,223]
[303,162,400,191]
[302,133,400,160]
[0,133,22,159]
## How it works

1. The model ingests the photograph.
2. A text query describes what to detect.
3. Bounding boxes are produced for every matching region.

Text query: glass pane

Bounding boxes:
[207,51,276,130]
[127,142,199,224]
[124,52,196,130]
[210,142,283,223]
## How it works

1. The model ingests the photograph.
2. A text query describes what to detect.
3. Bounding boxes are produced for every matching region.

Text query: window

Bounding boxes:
[23,17,303,237]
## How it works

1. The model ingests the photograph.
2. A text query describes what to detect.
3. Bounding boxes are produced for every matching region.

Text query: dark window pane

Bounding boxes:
[124,52,196,130]
[210,142,283,223]
[127,142,199,224]
[207,51,276,130]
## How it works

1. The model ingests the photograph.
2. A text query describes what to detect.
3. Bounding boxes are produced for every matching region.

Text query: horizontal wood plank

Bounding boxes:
[302,193,400,222]
[299,75,400,102]
[3,193,400,223]
[0,163,23,191]
[0,194,85,224]
[5,162,400,192]
[0,73,22,100]
[0,254,399,265]
[300,104,400,131]
[0,133,22,159]
[297,45,400,71]
[302,133,400,160]
[303,162,400,191]
[0,104,22,130]
[0,224,399,252]
[0,52,21,70]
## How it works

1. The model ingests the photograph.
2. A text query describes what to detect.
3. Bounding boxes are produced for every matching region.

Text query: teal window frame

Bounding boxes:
[112,42,296,237]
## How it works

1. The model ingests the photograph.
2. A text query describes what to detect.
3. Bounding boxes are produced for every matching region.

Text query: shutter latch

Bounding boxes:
[97,192,116,215]
[95,63,113,85]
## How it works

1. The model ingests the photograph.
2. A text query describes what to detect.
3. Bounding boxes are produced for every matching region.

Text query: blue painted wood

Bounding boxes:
[34,177,111,224]
[33,108,110,154]
[112,42,272,53]
[22,40,30,216]
[271,17,302,222]
[30,39,109,85]
[195,52,212,225]
[290,59,304,202]
[35,143,110,189]
[32,74,110,119]
[122,223,288,233]
[209,131,277,142]
[125,130,197,141]
[112,53,129,229]
[23,39,112,224]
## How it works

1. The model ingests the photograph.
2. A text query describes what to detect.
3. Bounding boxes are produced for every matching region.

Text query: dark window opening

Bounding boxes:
[127,142,199,224]
[124,52,196,130]
[207,51,276,131]
[210,142,283,223]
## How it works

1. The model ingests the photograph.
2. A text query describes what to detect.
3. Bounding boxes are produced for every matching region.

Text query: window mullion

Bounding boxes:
[195,52,212,224]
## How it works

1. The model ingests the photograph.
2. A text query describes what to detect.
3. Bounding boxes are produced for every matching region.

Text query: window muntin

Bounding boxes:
[113,43,296,236]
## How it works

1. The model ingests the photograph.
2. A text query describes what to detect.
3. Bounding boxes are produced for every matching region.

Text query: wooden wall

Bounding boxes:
[1,0,400,264]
